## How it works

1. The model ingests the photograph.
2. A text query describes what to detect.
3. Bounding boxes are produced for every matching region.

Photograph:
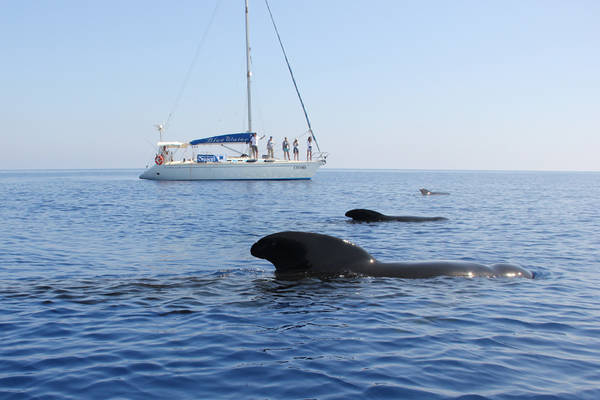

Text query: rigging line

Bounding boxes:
[264,0,321,153]
[164,0,223,132]
[220,143,244,155]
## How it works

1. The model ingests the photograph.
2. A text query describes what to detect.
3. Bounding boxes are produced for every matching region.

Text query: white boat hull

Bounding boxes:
[139,159,325,181]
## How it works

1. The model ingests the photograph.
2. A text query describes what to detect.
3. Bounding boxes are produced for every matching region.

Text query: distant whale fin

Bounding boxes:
[420,188,449,195]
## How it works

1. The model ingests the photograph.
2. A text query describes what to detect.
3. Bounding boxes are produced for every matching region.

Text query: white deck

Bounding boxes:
[139,158,325,180]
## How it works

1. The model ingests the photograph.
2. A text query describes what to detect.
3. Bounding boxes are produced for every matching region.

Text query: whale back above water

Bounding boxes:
[420,188,450,196]
[251,231,373,275]
[345,209,447,223]
[251,231,533,279]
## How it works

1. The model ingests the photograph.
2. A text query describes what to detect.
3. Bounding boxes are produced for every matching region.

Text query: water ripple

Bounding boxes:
[1,170,600,399]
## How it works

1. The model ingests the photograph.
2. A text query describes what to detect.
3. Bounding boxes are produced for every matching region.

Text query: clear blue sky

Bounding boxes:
[2,0,598,171]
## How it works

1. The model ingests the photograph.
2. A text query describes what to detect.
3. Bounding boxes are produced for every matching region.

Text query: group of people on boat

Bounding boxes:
[249,133,313,161]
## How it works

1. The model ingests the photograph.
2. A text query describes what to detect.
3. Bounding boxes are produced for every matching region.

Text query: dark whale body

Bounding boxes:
[420,188,449,196]
[251,231,533,279]
[345,209,447,223]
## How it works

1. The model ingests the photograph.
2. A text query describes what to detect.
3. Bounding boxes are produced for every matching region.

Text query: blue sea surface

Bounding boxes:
[1,169,599,399]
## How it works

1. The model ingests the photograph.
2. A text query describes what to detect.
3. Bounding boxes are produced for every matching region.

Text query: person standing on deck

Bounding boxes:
[267,136,275,159]
[250,133,258,159]
[293,138,299,161]
[282,137,290,160]
[306,136,313,161]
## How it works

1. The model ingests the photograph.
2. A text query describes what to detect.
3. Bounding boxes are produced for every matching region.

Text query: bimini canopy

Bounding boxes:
[157,141,189,148]
[189,132,254,146]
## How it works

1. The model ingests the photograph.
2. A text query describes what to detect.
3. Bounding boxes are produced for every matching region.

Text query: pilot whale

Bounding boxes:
[251,231,533,279]
[420,188,449,196]
[345,209,447,223]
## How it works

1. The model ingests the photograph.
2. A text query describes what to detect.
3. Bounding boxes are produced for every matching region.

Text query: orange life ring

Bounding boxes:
[155,154,164,165]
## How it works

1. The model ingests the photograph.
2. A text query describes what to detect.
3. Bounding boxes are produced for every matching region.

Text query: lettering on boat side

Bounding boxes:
[293,165,307,170]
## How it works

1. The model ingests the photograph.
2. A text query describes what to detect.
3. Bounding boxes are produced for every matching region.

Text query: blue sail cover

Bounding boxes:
[189,132,253,146]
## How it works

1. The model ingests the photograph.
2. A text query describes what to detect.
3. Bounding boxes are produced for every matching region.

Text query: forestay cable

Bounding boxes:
[264,0,321,153]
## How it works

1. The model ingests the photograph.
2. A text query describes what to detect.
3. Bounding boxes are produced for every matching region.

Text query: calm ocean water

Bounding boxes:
[1,169,599,399]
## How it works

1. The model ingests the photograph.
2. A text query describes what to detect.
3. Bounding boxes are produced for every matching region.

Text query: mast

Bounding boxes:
[245,0,252,132]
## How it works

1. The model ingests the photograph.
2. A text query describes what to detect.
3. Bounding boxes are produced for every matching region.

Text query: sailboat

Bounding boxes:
[139,0,326,181]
